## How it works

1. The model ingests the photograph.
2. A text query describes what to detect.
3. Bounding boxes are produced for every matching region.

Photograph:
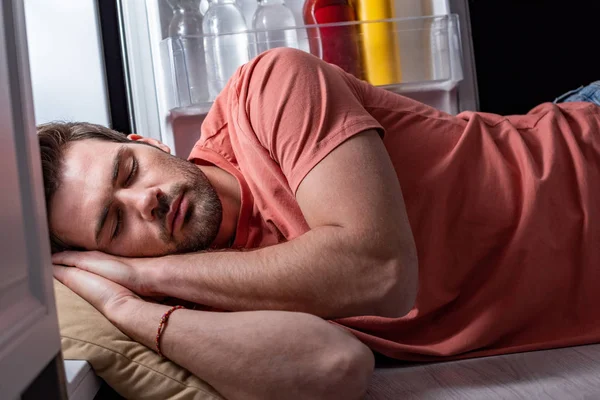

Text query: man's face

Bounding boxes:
[50,139,222,257]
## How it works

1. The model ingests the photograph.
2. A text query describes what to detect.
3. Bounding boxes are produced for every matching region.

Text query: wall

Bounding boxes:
[24,0,110,125]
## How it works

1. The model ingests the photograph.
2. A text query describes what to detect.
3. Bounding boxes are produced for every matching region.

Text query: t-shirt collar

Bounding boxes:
[188,146,252,249]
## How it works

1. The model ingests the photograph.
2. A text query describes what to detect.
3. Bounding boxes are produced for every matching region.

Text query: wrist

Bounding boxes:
[109,298,172,349]
[154,254,191,296]
[137,257,167,297]
[108,296,145,325]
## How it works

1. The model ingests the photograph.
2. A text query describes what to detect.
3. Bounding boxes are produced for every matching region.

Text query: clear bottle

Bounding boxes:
[167,0,208,105]
[237,0,258,25]
[252,0,299,54]
[203,0,252,98]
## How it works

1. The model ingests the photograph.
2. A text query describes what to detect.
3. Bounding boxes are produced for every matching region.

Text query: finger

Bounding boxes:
[53,251,111,273]
[54,265,115,301]
[53,265,136,314]
[52,250,113,267]
[52,264,71,282]
[52,251,131,282]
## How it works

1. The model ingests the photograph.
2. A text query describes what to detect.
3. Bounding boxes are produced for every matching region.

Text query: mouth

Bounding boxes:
[167,191,184,238]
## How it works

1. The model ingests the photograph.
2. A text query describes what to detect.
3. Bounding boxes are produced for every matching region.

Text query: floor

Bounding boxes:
[89,344,600,399]
[366,344,600,399]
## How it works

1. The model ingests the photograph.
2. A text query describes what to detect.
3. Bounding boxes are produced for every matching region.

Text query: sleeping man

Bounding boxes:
[43,48,600,400]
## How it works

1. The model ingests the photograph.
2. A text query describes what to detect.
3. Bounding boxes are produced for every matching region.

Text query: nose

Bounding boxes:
[118,187,162,221]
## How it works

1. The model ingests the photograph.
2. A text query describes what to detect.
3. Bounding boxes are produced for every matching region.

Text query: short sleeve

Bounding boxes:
[231,48,384,193]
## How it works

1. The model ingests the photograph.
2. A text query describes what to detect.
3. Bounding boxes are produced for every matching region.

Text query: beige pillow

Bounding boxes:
[54,280,225,400]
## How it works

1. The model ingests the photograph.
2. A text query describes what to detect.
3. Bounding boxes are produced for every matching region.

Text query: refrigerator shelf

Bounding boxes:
[167,77,461,118]
[159,14,463,112]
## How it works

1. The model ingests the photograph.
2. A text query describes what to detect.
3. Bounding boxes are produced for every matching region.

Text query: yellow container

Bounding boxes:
[353,0,402,86]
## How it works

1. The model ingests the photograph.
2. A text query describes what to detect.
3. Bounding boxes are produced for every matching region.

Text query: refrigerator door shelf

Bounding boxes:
[158,14,465,157]
[160,14,463,111]
[165,86,459,158]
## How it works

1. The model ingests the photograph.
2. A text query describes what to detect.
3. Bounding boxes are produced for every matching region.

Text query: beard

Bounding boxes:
[156,153,223,253]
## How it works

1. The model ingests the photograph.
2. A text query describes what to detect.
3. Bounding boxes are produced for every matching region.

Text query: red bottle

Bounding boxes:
[303,0,363,79]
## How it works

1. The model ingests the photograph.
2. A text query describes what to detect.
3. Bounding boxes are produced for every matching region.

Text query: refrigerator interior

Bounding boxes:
[118,0,477,157]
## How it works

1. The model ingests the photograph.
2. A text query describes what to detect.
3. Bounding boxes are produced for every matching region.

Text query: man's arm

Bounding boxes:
[161,130,417,318]
[54,49,418,318]
[54,130,418,318]
[54,265,375,400]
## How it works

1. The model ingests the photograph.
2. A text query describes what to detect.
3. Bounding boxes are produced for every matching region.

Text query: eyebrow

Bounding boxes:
[95,146,127,245]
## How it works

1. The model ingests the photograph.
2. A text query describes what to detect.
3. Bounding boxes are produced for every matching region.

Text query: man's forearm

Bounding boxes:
[153,225,416,318]
[112,299,374,400]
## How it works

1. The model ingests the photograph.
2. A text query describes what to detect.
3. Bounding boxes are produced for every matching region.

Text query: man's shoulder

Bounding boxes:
[200,91,230,141]
[186,99,233,163]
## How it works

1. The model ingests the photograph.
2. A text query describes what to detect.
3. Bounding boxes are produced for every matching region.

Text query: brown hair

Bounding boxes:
[37,122,130,253]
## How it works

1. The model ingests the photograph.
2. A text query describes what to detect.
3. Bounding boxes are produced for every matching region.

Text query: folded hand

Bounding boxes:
[53,263,140,321]
[52,251,163,298]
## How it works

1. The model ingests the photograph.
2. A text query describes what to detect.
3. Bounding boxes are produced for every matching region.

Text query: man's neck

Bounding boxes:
[199,164,241,248]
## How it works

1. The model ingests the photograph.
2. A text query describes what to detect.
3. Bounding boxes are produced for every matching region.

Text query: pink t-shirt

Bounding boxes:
[189,48,600,361]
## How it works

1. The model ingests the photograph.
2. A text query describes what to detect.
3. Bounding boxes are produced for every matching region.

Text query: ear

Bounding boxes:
[127,134,171,154]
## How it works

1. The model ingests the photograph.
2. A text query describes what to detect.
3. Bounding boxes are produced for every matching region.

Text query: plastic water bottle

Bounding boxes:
[237,0,258,25]
[252,0,299,54]
[167,0,208,105]
[203,0,252,98]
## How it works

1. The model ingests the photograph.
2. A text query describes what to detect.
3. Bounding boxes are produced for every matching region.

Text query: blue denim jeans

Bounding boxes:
[554,81,600,106]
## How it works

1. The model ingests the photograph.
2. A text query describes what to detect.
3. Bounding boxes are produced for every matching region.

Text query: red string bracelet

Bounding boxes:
[155,305,185,357]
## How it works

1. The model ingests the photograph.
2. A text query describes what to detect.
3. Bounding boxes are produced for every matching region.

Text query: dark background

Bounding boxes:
[468,0,600,115]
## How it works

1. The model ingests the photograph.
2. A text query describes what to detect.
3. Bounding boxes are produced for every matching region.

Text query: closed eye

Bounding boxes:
[112,208,123,240]
[112,156,137,241]
[126,156,138,186]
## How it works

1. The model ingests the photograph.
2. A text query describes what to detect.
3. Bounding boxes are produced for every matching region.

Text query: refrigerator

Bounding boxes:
[102,0,478,157]
[4,0,479,397]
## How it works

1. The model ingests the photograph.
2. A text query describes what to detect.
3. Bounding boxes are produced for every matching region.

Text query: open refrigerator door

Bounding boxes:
[117,0,478,157]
